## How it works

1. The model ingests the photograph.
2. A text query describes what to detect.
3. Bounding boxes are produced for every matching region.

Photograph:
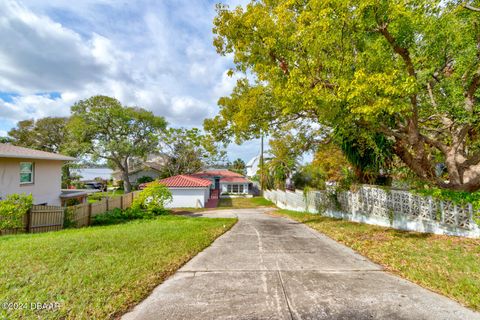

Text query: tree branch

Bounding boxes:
[464,3,480,12]
[377,23,416,77]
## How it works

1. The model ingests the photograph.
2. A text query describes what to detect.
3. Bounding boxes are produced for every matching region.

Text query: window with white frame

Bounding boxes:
[20,162,34,184]
[226,184,245,194]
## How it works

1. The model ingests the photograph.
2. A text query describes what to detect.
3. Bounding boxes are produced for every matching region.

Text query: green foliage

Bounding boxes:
[0,216,236,319]
[8,117,79,187]
[69,95,167,192]
[337,167,357,192]
[336,129,394,184]
[414,187,480,223]
[208,0,480,191]
[137,176,154,184]
[229,158,246,175]
[293,165,326,191]
[266,132,302,189]
[87,190,124,203]
[0,194,33,231]
[91,208,154,226]
[159,127,227,177]
[294,143,352,190]
[0,136,12,144]
[132,181,173,215]
[63,206,77,228]
[8,117,70,153]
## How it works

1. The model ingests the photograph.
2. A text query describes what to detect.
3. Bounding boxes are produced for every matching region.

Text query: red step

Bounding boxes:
[205,198,218,208]
[210,189,219,199]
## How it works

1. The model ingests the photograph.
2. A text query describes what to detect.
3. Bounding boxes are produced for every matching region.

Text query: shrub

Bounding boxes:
[137,176,154,184]
[0,194,33,231]
[116,180,124,190]
[63,206,77,228]
[132,181,172,215]
[91,208,153,226]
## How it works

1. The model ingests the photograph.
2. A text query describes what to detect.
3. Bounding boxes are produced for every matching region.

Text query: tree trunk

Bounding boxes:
[122,158,132,193]
[122,169,132,193]
[392,133,480,192]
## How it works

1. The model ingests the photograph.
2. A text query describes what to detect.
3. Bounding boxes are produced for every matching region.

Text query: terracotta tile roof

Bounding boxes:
[0,143,75,161]
[158,175,212,188]
[192,169,249,184]
[220,176,250,183]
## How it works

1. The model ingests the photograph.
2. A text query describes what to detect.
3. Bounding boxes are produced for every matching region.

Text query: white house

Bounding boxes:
[113,153,167,185]
[0,143,76,206]
[158,175,213,208]
[113,161,164,185]
[192,169,250,197]
[246,155,261,177]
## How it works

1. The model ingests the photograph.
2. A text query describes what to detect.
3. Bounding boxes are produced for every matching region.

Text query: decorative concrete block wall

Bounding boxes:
[264,186,480,238]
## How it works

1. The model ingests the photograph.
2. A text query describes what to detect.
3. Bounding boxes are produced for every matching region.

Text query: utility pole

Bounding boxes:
[260,133,264,195]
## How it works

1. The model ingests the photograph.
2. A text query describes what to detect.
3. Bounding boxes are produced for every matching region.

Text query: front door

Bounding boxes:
[214,177,220,190]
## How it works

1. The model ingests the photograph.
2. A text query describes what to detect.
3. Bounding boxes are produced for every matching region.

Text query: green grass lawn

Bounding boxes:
[273,209,480,311]
[87,189,124,203]
[0,215,236,319]
[218,196,275,208]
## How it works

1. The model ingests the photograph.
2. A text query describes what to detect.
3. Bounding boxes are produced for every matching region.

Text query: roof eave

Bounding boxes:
[0,154,76,161]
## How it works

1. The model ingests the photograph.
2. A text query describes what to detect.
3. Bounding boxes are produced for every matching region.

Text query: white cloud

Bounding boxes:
[0,93,72,121]
[0,0,252,159]
[213,70,240,99]
[0,0,115,93]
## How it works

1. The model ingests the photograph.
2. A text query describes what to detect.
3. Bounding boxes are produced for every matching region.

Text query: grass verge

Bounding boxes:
[273,209,480,311]
[218,196,275,208]
[0,215,236,319]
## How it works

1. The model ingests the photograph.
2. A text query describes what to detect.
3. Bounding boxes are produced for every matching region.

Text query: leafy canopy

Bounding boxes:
[69,95,167,192]
[159,127,226,177]
[207,0,480,191]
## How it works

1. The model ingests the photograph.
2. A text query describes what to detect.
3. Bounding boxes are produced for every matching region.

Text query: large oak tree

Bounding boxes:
[69,95,167,192]
[206,0,480,191]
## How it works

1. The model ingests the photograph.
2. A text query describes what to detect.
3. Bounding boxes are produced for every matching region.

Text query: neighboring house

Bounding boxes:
[246,155,260,177]
[0,143,78,206]
[112,153,168,185]
[158,175,213,208]
[113,161,164,185]
[192,169,251,196]
[245,155,272,178]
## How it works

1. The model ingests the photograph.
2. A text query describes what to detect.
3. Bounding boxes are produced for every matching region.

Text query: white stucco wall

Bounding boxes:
[165,187,210,208]
[0,158,64,205]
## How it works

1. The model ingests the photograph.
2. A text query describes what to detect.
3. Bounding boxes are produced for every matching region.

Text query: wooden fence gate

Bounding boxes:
[28,205,65,233]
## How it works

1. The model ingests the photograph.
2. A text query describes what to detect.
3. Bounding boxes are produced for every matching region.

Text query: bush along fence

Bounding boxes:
[0,192,140,235]
[264,185,480,238]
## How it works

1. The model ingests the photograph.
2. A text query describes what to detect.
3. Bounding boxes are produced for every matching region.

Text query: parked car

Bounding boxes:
[84,182,107,191]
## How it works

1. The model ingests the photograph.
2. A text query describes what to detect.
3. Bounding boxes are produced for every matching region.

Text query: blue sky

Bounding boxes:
[0,0,263,162]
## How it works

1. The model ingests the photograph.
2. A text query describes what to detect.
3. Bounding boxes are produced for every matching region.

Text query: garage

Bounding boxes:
[158,175,212,208]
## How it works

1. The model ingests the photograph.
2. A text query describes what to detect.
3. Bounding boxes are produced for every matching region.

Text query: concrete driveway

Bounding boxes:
[123,208,480,320]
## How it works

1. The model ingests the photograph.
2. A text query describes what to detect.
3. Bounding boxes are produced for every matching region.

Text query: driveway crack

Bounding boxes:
[276,270,295,320]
